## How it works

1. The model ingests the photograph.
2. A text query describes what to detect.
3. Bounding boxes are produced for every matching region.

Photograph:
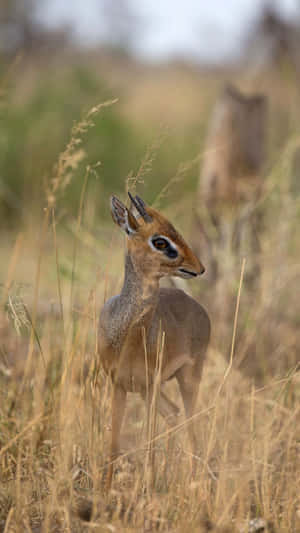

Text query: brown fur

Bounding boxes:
[99,194,210,488]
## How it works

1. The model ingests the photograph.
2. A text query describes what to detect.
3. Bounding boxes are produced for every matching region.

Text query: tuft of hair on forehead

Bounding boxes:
[144,206,185,242]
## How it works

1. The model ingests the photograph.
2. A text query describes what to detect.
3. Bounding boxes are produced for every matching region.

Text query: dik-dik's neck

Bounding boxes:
[101,253,160,352]
[120,253,159,318]
[106,252,159,349]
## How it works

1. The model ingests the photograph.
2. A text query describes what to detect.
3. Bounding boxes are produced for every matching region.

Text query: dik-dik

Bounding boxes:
[195,84,267,284]
[99,193,210,487]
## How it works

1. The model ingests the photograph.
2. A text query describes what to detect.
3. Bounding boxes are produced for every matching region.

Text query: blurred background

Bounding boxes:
[1,0,300,225]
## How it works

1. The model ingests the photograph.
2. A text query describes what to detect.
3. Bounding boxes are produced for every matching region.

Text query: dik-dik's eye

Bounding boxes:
[150,236,178,259]
[152,237,168,250]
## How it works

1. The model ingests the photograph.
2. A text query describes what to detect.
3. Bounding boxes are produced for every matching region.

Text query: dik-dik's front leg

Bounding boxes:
[106,384,127,490]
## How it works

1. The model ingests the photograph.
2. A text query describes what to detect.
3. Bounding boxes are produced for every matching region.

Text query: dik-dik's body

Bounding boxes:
[99,193,210,487]
[100,283,208,392]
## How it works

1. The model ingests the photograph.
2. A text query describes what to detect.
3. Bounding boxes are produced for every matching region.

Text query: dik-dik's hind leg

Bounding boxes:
[142,387,180,428]
[142,387,180,484]
[157,389,181,424]
[106,384,126,490]
[176,364,202,473]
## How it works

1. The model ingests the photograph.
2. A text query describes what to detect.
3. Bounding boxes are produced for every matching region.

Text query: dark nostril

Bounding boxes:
[200,265,205,275]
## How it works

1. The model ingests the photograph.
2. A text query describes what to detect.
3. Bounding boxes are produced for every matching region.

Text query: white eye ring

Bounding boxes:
[148,235,178,258]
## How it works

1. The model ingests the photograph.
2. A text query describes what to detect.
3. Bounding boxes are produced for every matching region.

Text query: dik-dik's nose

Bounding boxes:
[191,253,205,276]
[199,263,205,275]
[178,256,205,279]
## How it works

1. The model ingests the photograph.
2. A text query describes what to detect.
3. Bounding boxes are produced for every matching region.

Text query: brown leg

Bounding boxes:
[176,367,201,474]
[141,387,180,488]
[158,390,181,483]
[141,387,180,428]
[157,389,180,424]
[106,384,127,490]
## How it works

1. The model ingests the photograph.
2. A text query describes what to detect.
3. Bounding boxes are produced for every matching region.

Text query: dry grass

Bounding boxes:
[0,195,299,533]
[0,70,300,532]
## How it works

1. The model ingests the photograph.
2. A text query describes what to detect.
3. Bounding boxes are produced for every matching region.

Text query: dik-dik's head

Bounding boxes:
[110,193,205,279]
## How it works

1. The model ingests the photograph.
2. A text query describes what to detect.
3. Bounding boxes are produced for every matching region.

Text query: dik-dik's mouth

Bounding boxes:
[177,268,199,279]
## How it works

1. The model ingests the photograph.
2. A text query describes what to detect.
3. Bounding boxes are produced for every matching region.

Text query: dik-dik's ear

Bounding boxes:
[110,196,139,235]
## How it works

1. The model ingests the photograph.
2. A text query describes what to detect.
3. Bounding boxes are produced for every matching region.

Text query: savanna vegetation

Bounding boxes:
[0,48,299,532]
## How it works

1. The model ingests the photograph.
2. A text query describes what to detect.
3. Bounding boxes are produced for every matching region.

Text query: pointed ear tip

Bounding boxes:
[135,194,144,204]
[110,195,124,209]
